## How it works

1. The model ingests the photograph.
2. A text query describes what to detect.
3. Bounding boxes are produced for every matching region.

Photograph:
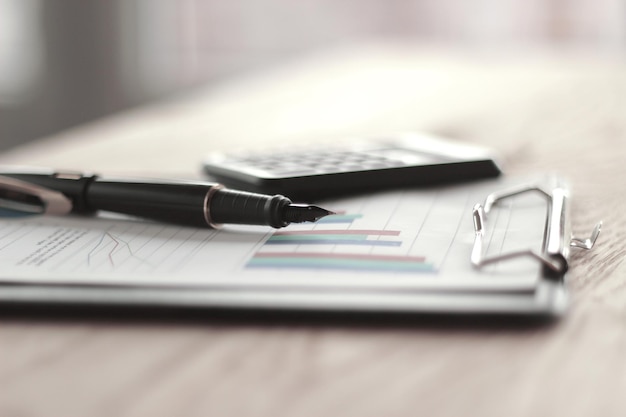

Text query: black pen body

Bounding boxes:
[89,179,293,228]
[88,179,216,227]
[0,169,294,228]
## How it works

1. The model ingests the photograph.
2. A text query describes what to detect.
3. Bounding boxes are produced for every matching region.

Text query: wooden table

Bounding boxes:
[1,44,625,417]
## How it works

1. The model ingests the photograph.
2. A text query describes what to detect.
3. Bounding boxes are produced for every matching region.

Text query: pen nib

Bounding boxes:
[283,204,335,224]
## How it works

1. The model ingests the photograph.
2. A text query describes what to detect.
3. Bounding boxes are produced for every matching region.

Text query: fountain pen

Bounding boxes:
[0,168,334,228]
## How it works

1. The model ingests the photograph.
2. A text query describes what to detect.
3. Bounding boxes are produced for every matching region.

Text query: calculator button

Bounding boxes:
[271,169,317,177]
[360,162,388,170]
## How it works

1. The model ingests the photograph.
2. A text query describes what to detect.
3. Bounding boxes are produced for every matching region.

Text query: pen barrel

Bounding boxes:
[87,179,214,228]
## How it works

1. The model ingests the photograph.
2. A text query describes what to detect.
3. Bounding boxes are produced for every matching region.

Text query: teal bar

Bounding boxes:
[265,239,401,247]
[247,257,434,272]
[316,214,363,223]
[268,234,368,241]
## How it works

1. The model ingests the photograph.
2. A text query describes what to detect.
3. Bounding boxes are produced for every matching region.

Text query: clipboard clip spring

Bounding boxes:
[471,183,601,274]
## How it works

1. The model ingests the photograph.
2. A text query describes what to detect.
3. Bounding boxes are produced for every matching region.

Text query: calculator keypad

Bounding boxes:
[228,149,418,177]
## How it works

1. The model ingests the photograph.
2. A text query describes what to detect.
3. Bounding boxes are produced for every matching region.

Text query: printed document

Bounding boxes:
[0,178,549,293]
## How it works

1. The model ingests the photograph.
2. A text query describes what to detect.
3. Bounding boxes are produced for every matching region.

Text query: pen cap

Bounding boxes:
[86,179,214,227]
[86,179,293,228]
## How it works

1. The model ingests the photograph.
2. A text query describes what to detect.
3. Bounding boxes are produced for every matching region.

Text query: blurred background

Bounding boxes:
[1,0,624,151]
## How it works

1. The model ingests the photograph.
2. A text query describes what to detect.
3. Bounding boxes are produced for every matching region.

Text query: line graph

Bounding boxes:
[48,222,219,274]
[4,218,244,278]
[87,231,153,267]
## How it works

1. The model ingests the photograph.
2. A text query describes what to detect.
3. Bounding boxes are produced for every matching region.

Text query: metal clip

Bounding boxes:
[471,182,601,275]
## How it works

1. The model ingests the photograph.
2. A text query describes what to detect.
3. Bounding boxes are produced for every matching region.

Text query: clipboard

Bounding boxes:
[0,175,601,317]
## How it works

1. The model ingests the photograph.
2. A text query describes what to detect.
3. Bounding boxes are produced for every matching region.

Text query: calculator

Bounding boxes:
[202,132,501,200]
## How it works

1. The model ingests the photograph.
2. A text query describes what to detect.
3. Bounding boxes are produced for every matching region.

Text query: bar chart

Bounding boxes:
[245,190,468,274]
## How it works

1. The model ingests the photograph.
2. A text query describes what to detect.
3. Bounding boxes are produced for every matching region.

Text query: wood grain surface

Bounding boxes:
[1,44,625,417]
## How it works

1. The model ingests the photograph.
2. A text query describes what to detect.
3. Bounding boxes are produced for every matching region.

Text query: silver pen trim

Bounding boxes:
[0,175,73,215]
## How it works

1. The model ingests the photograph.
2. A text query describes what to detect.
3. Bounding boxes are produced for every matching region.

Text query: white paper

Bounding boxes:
[0,178,549,292]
